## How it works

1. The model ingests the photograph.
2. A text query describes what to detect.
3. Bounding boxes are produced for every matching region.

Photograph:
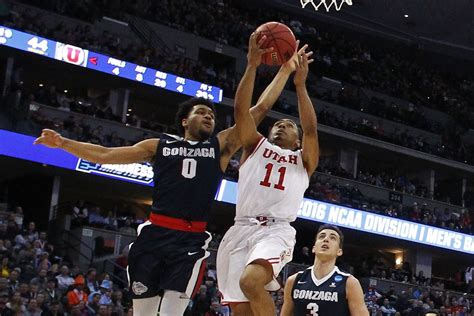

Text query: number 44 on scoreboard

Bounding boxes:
[27,37,48,55]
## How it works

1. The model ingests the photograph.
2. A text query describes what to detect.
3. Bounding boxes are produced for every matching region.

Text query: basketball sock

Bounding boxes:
[158,290,191,315]
[132,295,161,316]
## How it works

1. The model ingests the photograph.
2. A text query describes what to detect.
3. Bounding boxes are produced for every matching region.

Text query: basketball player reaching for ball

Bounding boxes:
[281,225,368,316]
[32,40,301,316]
[216,33,319,316]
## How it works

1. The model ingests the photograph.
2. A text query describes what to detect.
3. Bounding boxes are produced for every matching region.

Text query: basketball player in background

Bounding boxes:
[281,225,368,316]
[33,38,301,315]
[216,33,319,316]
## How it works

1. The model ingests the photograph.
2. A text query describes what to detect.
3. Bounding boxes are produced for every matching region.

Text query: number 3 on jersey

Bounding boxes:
[259,163,287,190]
[181,158,197,179]
[307,302,319,315]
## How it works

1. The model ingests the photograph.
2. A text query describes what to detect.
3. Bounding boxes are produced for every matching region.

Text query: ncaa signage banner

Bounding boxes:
[1,130,473,254]
[215,180,474,255]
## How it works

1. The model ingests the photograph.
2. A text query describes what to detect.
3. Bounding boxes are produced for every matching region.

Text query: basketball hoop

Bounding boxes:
[300,0,352,12]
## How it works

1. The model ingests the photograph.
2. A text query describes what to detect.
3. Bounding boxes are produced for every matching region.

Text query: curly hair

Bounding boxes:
[174,97,216,136]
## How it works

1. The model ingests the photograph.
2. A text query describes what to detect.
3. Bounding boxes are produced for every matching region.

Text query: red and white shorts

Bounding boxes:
[216,222,295,303]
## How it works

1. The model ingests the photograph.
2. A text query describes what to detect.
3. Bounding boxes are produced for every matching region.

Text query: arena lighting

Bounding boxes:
[1,129,473,255]
[0,26,223,102]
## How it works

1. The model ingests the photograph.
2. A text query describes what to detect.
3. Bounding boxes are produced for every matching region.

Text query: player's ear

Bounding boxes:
[182,118,188,130]
[337,248,343,257]
[296,139,301,148]
[312,245,316,254]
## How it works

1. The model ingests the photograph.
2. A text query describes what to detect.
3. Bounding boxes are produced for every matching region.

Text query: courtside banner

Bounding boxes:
[1,130,473,254]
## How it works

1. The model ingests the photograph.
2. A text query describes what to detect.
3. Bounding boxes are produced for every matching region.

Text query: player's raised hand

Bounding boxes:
[247,32,274,68]
[281,40,301,73]
[294,44,314,87]
[33,129,65,148]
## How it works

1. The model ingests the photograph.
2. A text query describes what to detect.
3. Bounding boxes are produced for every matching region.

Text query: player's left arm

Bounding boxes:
[346,276,369,316]
[294,45,319,176]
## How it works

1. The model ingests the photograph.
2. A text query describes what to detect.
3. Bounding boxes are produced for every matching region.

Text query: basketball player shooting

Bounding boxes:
[281,225,368,316]
[32,54,297,315]
[216,32,319,316]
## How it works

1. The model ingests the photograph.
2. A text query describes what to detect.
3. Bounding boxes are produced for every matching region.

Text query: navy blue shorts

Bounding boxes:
[127,221,211,299]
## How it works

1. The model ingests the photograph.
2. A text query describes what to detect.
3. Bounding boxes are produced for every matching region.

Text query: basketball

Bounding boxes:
[255,22,297,66]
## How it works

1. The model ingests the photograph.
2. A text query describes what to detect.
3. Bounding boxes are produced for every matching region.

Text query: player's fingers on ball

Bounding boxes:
[306,51,314,57]
[257,35,267,47]
[262,47,274,54]
[307,59,315,64]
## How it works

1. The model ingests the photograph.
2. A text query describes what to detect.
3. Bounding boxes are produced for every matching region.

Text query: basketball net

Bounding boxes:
[300,0,352,12]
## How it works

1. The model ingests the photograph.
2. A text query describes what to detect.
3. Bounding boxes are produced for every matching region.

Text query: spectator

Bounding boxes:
[66,275,88,308]
[85,268,99,294]
[111,290,124,316]
[24,298,41,316]
[25,222,38,243]
[55,266,74,292]
[6,291,25,314]
[42,300,64,316]
[380,298,397,316]
[72,200,88,226]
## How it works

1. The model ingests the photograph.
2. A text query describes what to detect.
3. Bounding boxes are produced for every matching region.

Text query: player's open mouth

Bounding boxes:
[321,245,329,249]
[203,122,212,128]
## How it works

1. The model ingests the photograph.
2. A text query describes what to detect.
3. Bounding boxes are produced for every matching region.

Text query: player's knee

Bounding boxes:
[239,273,259,297]
[239,264,270,297]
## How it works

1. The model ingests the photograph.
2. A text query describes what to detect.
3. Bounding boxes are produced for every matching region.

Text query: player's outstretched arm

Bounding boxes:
[346,276,369,316]
[34,129,157,164]
[294,44,319,176]
[233,32,273,150]
[280,273,296,316]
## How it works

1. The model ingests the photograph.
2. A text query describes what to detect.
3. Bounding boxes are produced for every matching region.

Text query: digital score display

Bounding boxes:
[0,26,223,102]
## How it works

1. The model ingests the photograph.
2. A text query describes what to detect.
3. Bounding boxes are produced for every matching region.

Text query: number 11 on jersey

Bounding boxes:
[259,163,287,190]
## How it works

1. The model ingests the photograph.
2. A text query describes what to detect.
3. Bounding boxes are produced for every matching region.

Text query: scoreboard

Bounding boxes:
[0,26,223,102]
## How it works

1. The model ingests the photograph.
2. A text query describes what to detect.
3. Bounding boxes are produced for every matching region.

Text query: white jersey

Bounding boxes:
[236,138,309,221]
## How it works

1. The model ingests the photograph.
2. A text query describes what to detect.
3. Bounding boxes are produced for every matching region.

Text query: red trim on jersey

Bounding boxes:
[240,136,265,168]
[249,136,265,157]
[191,260,207,298]
[149,213,206,232]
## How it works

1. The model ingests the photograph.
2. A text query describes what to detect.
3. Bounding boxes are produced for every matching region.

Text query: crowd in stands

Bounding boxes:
[2,1,473,164]
[0,208,134,315]
[359,258,474,315]
[307,174,473,234]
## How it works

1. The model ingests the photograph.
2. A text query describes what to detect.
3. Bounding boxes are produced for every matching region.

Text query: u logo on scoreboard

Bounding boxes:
[54,43,89,67]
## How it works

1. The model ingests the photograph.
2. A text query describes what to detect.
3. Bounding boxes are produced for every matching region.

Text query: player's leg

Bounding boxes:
[159,231,211,314]
[217,226,254,311]
[239,259,275,316]
[240,224,296,316]
[158,290,191,316]
[229,302,254,316]
[132,296,161,316]
[127,222,163,316]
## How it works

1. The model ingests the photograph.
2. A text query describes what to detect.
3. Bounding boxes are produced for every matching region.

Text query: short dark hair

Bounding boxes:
[175,97,216,136]
[316,224,344,249]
